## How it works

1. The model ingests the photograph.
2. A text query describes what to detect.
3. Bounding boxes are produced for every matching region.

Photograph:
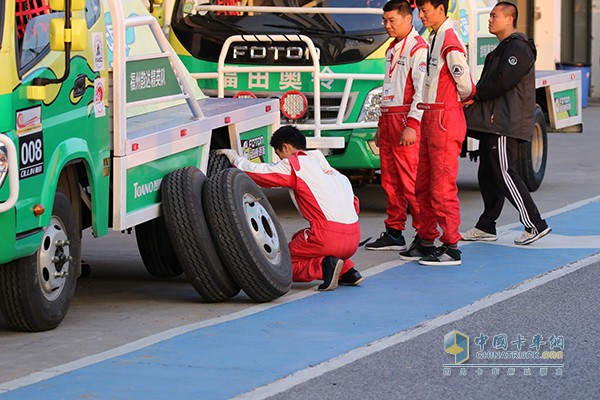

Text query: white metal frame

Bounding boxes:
[191,5,385,149]
[108,0,203,157]
[106,0,207,230]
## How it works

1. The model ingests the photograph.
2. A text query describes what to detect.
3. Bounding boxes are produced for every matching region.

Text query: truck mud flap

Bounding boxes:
[161,167,240,302]
[203,168,292,302]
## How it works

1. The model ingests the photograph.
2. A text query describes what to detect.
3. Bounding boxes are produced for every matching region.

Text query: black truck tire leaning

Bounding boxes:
[203,168,292,302]
[161,166,240,302]
[0,188,79,332]
[206,150,232,177]
[518,105,548,192]
[135,217,184,278]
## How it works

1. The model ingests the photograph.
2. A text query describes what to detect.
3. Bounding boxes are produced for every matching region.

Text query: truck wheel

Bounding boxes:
[518,105,547,192]
[0,189,79,331]
[135,218,184,278]
[161,166,240,302]
[206,150,231,177]
[203,168,292,302]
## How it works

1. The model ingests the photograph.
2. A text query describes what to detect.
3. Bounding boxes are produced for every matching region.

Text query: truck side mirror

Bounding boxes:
[49,0,85,11]
[50,18,87,51]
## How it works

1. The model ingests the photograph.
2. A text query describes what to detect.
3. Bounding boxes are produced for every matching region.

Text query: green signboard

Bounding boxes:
[126,57,182,103]
[552,88,578,120]
[477,37,498,66]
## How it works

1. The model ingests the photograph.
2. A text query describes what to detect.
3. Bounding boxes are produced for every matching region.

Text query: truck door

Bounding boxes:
[14,0,109,232]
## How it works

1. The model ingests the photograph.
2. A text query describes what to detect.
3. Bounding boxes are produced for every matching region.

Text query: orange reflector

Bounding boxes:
[33,204,45,216]
[225,116,231,124]
[181,129,188,137]
[132,143,139,151]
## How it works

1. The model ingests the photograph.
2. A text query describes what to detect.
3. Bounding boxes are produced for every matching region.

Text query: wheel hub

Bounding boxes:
[242,193,282,265]
[38,216,71,301]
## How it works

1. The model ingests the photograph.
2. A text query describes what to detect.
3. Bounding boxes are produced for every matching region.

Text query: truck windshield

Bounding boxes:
[171,0,389,65]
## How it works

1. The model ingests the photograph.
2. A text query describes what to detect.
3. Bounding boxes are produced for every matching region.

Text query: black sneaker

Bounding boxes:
[399,235,436,261]
[339,268,364,286]
[418,245,461,266]
[365,229,406,251]
[318,256,344,291]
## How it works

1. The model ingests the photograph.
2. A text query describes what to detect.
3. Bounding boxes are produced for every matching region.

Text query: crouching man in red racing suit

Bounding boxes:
[217,126,363,291]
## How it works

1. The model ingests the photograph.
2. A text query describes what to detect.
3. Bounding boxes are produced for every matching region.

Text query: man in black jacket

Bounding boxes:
[462,2,551,245]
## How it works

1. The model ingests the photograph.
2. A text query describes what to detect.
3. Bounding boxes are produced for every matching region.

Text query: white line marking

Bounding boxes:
[233,252,600,400]
[0,259,405,394]
[2,195,600,394]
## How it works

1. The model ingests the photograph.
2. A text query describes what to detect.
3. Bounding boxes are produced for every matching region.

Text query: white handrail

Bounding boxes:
[193,5,387,143]
[218,34,330,136]
[0,135,19,213]
[105,0,203,157]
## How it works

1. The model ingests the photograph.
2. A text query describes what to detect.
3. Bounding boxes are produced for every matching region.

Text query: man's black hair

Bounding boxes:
[270,125,307,151]
[496,1,518,28]
[383,0,413,16]
[415,0,449,15]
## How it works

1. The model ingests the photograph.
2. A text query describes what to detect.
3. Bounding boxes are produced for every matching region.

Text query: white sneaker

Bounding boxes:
[461,227,497,242]
[514,227,552,245]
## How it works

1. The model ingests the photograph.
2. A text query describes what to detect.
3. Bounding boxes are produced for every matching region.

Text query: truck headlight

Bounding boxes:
[358,87,382,123]
[0,145,8,189]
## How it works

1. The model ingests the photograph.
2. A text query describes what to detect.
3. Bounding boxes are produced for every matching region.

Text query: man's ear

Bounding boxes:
[282,143,294,153]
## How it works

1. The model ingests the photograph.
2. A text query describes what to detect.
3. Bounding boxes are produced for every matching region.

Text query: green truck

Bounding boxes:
[165,0,583,190]
[0,0,291,332]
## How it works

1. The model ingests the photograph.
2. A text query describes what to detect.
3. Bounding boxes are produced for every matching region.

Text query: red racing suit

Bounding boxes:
[378,27,428,232]
[232,150,360,282]
[416,18,475,245]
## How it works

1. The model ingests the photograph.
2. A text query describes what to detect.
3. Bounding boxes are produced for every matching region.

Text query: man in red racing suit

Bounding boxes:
[217,126,362,291]
[400,0,475,266]
[365,0,428,252]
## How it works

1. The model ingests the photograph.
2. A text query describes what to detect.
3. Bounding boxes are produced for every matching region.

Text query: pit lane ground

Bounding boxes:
[1,103,599,399]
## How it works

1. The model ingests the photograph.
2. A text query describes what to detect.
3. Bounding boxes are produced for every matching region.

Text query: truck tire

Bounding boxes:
[135,217,184,278]
[0,189,79,331]
[206,150,231,177]
[161,166,240,302]
[203,168,292,302]
[518,105,547,192]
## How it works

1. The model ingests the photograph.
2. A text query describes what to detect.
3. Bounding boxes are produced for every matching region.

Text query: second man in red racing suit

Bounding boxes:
[400,0,475,266]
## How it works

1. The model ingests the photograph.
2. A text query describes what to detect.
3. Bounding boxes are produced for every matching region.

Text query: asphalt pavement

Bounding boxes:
[1,102,600,399]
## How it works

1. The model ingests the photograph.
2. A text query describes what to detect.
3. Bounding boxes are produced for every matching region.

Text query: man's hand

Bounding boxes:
[399,127,417,146]
[374,129,380,147]
[215,149,239,163]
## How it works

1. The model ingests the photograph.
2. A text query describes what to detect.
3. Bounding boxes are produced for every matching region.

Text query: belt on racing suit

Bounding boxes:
[380,105,411,115]
[416,102,462,111]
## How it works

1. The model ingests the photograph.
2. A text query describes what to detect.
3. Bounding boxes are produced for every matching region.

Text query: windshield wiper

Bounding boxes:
[264,23,374,44]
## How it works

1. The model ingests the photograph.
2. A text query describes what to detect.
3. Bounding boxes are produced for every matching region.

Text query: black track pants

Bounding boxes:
[475,133,548,234]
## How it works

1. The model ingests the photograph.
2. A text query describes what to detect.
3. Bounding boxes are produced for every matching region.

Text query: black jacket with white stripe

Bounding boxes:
[465,32,537,142]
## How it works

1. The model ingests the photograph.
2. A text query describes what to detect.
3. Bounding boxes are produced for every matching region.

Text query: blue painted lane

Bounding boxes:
[2,202,600,399]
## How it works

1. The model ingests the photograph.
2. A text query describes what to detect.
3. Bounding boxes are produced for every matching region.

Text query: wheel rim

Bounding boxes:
[242,193,282,265]
[37,215,71,301]
[531,122,544,173]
